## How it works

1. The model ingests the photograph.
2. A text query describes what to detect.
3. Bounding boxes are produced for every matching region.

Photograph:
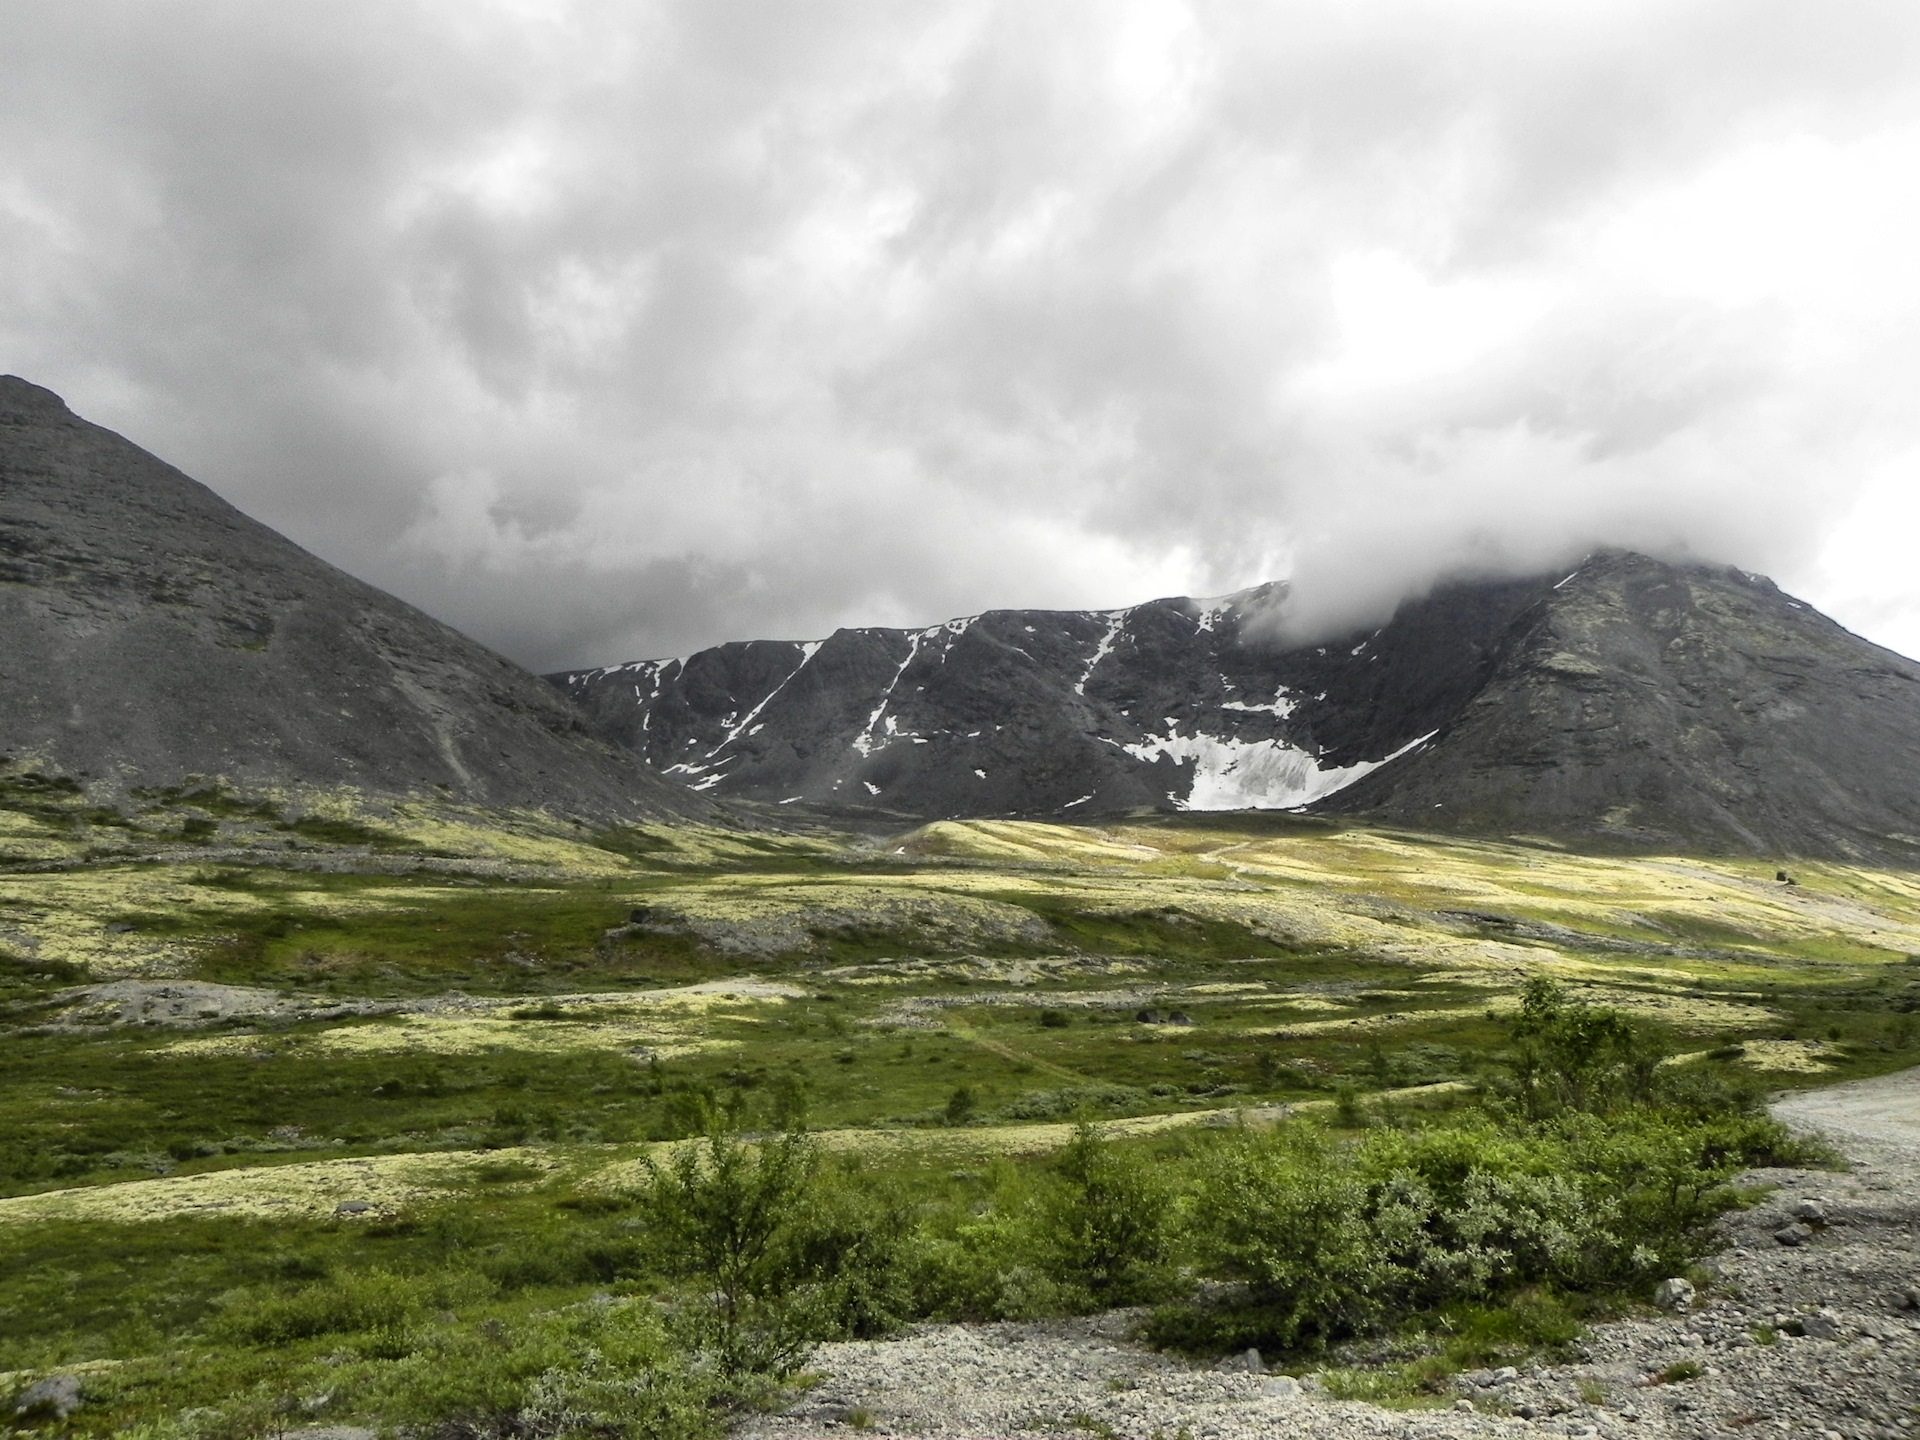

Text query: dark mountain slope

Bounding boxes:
[0,376,714,822]
[549,573,1561,820]
[1322,551,1920,860]
[551,553,1920,861]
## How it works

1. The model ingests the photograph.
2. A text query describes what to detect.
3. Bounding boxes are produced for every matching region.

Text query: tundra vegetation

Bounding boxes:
[2,775,1917,1435]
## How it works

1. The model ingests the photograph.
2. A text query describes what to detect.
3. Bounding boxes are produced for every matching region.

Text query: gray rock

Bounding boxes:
[1260,1375,1300,1398]
[1214,1347,1264,1374]
[1775,1223,1815,1246]
[334,1199,375,1215]
[1654,1277,1697,1313]
[12,1375,82,1421]
[1791,1198,1830,1224]
[1800,1311,1843,1340]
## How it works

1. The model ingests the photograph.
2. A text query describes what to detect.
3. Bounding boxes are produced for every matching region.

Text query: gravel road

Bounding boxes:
[738,1068,1920,1440]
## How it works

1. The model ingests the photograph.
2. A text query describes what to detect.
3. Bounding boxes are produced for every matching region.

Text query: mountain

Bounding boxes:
[548,552,1920,861]
[0,375,714,822]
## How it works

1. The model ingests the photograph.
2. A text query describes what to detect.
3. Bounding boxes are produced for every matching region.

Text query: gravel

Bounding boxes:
[737,1067,1920,1440]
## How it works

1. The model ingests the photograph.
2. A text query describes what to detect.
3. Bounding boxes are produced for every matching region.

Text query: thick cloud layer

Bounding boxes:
[5,1,1919,667]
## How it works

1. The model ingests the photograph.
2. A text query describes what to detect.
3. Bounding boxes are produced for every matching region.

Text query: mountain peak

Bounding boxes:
[551,553,1920,860]
[0,377,716,822]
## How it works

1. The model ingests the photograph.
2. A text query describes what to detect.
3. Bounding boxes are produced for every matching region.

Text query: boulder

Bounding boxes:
[1799,1311,1842,1341]
[1215,1347,1265,1374]
[12,1375,82,1421]
[1653,1278,1696,1313]
[1773,1223,1814,1247]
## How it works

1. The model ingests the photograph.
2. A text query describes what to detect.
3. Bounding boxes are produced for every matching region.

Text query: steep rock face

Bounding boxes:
[1324,551,1920,860]
[552,552,1920,861]
[549,574,1557,820]
[0,376,713,821]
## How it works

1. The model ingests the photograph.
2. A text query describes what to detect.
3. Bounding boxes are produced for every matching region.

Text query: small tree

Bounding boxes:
[1506,977,1665,1118]
[641,1130,823,1381]
[640,1131,915,1385]
[1033,1122,1175,1306]
[945,1085,978,1126]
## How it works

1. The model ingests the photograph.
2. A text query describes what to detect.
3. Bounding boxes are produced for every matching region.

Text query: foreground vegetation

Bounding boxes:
[2,774,1915,1434]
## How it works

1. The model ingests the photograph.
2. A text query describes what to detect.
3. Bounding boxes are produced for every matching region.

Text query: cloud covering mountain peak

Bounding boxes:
[4,1,1919,667]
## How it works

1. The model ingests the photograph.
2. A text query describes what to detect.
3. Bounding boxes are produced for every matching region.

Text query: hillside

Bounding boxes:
[0,376,713,823]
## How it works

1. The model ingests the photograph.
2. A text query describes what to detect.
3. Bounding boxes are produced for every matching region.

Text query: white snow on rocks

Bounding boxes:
[1074,610,1129,696]
[1117,730,1434,811]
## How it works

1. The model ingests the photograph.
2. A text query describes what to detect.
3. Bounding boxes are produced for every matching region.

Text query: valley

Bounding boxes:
[5,798,1920,1433]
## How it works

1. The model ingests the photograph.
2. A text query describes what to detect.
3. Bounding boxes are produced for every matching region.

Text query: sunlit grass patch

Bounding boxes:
[1728,1039,1843,1073]
[0,1145,565,1225]
[159,983,804,1059]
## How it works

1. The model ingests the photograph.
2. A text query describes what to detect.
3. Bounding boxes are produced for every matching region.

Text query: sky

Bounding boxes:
[4,0,1919,672]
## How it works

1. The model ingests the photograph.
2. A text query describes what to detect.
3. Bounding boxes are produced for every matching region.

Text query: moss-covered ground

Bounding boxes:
[3,784,1918,1432]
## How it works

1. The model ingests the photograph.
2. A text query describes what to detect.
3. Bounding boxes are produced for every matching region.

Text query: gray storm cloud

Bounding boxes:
[4,0,1919,669]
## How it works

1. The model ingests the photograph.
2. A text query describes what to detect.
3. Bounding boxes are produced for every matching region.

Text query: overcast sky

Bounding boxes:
[5,0,1920,671]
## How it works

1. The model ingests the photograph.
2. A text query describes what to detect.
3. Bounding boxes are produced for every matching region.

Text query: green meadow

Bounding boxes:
[3,778,1918,1435]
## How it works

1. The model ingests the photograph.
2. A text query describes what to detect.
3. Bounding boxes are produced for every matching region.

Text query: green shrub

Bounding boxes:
[913,1130,1177,1322]
[944,1085,978,1126]
[1165,1106,1757,1353]
[367,1302,717,1439]
[1500,977,1667,1118]
[1032,1124,1177,1307]
[993,1085,1147,1121]
[637,1130,915,1384]
[209,1268,482,1346]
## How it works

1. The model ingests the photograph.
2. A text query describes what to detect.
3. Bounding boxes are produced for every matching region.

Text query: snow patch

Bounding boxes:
[1074,610,1127,696]
[853,634,924,756]
[1220,692,1297,717]
[1116,730,1436,811]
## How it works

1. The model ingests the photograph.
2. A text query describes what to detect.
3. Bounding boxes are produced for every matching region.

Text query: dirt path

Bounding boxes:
[1773,1064,1920,1153]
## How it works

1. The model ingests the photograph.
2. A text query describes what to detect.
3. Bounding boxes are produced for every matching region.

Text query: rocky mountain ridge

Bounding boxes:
[551,554,1920,861]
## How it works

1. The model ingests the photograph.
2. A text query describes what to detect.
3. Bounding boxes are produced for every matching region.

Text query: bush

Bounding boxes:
[993,1085,1147,1122]
[368,1303,717,1440]
[912,1128,1177,1321]
[209,1268,465,1346]
[1032,1124,1176,1307]
[1163,1106,1760,1354]
[638,1130,916,1384]
[1500,977,1667,1118]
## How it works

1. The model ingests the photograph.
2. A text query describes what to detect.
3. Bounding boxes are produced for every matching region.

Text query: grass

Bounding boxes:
[4,808,1919,1433]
